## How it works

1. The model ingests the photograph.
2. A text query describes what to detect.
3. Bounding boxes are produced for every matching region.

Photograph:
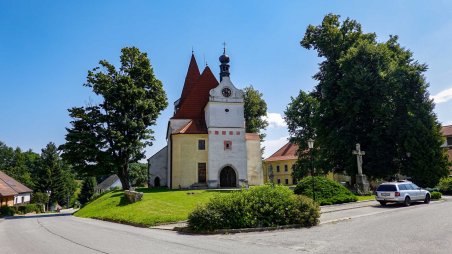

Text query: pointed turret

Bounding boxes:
[180,53,201,102]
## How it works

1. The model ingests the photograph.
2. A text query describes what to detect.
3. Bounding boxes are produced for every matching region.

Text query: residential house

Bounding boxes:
[94,175,122,194]
[0,170,32,207]
[263,142,298,186]
[441,125,452,176]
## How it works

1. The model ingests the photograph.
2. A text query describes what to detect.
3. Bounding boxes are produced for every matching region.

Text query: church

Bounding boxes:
[148,49,264,189]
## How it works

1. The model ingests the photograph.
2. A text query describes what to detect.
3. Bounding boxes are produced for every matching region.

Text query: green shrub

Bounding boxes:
[294,176,358,205]
[188,185,320,232]
[17,204,43,214]
[0,206,16,217]
[430,191,442,200]
[437,177,452,195]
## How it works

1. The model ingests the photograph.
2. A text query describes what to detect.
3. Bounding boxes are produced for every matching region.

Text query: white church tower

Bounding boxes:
[204,48,248,188]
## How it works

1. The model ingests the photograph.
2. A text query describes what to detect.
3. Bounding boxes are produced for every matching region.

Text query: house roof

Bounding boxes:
[172,56,219,120]
[264,141,299,162]
[0,170,32,197]
[94,174,120,191]
[441,125,452,137]
[173,119,207,134]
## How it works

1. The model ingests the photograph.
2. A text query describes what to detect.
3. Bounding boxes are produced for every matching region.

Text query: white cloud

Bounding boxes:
[262,136,289,158]
[431,87,452,104]
[262,113,287,128]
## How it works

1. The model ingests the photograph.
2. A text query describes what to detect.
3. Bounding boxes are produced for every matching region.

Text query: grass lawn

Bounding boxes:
[74,188,227,227]
[356,195,375,201]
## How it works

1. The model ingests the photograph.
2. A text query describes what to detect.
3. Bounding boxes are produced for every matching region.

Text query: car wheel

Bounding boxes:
[403,196,411,206]
[379,201,387,206]
[424,194,431,204]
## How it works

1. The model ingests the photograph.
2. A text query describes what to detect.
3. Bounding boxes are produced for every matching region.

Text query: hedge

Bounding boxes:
[294,176,358,205]
[430,191,442,200]
[437,177,452,195]
[188,185,320,232]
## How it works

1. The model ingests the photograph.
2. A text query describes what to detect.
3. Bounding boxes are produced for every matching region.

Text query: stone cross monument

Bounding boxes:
[352,143,370,194]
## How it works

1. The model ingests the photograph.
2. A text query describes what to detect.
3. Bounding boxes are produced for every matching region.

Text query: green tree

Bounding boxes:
[60,47,168,190]
[296,14,448,185]
[79,177,97,205]
[129,162,148,187]
[243,86,268,141]
[284,90,320,179]
[0,141,36,188]
[34,143,77,207]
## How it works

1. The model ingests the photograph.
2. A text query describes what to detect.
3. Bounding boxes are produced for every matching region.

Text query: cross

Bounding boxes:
[352,143,365,175]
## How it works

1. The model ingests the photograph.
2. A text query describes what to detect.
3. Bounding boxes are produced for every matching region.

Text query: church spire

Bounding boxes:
[219,42,230,81]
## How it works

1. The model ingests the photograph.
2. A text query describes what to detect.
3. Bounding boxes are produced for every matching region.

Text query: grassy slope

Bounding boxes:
[74,188,224,226]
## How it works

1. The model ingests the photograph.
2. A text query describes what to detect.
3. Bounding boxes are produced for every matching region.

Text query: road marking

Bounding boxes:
[37,218,109,254]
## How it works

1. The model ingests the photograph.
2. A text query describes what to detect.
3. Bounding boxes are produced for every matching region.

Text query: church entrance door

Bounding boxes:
[220,166,236,187]
[154,177,161,187]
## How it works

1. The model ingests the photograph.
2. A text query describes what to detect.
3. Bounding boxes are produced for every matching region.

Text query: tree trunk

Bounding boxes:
[118,163,131,190]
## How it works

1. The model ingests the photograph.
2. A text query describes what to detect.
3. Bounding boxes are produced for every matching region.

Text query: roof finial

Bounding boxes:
[192,46,194,55]
[223,42,226,54]
[204,54,207,67]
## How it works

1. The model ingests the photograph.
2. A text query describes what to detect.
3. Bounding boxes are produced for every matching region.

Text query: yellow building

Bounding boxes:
[148,50,263,189]
[441,125,452,176]
[263,142,299,186]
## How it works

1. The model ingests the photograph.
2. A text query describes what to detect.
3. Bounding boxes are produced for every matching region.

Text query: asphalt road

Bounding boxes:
[1,198,451,254]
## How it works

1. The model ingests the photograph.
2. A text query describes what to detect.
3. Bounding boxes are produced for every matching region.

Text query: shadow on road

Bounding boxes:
[4,213,73,220]
[373,202,429,209]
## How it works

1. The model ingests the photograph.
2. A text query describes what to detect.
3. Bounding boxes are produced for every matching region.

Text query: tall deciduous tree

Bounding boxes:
[293,14,449,186]
[60,47,168,190]
[284,90,320,178]
[243,85,268,140]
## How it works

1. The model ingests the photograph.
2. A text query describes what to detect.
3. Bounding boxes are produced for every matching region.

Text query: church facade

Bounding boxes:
[148,50,264,189]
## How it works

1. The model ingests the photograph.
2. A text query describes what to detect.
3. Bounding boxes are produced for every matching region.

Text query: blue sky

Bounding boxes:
[1,1,452,159]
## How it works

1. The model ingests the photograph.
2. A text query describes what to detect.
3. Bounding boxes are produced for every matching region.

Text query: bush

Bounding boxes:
[32,192,50,205]
[430,191,442,200]
[17,204,43,214]
[294,176,358,205]
[188,185,320,232]
[437,177,452,195]
[0,206,16,217]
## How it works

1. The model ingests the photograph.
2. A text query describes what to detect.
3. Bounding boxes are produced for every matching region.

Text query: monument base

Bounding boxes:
[356,174,370,195]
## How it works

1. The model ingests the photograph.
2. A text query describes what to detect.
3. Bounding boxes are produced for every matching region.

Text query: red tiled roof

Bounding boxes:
[172,65,219,119]
[179,54,201,104]
[442,125,452,137]
[245,133,260,141]
[174,119,208,134]
[0,171,32,197]
[264,141,299,162]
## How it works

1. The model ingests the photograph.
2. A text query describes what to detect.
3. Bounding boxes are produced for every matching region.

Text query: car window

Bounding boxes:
[404,184,413,190]
[377,185,397,191]
[398,184,407,190]
[411,184,419,190]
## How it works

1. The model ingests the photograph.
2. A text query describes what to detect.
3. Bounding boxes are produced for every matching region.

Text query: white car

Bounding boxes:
[375,181,430,206]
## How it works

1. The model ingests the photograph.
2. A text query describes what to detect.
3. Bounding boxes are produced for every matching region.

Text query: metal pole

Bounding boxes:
[312,150,315,201]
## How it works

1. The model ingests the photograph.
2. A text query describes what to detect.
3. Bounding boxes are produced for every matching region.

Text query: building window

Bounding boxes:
[284,164,288,172]
[222,131,226,135]
[198,163,207,183]
[447,137,452,146]
[276,165,280,172]
[224,140,232,150]
[285,179,289,185]
[293,178,297,185]
[277,178,281,184]
[198,140,205,150]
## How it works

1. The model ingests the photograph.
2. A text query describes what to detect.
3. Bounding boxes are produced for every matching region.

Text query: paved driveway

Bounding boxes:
[1,197,451,254]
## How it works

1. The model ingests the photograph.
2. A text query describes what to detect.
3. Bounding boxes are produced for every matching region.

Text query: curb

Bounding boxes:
[174,223,316,235]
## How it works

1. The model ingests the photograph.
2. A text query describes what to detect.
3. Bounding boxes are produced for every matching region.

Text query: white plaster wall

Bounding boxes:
[207,128,247,188]
[14,193,31,205]
[148,146,168,187]
[246,139,264,186]
[110,179,123,189]
[205,102,245,128]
